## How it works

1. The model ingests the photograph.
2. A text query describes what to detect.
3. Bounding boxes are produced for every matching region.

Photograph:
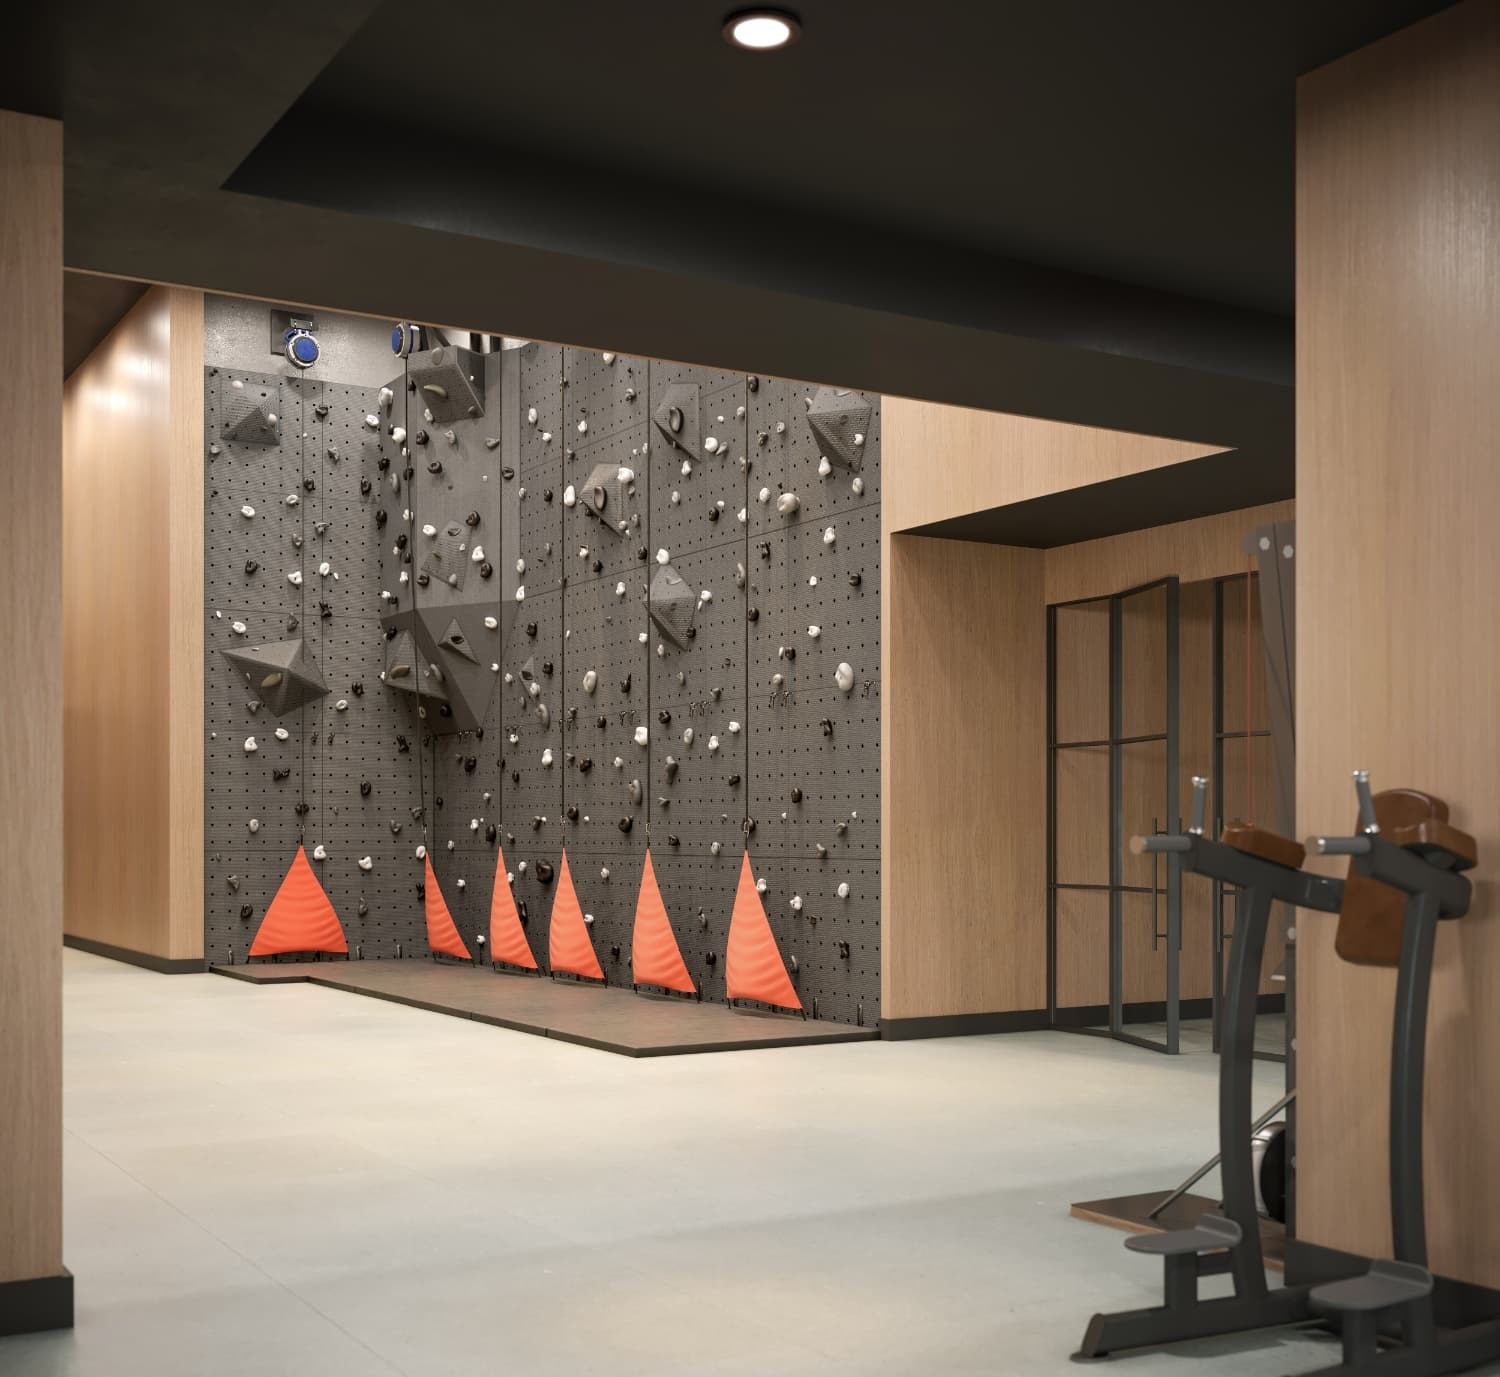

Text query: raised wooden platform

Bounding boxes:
[211,959,877,1058]
[1071,1190,1287,1270]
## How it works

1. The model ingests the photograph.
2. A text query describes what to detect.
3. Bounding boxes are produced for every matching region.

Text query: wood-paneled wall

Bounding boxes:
[1296,0,1500,1286]
[881,396,1290,1021]
[882,396,1221,534]
[0,110,64,1285]
[63,285,205,963]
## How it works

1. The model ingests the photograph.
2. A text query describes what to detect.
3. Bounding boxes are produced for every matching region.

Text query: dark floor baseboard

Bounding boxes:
[883,993,1285,1041]
[1285,1238,1500,1329]
[64,933,207,974]
[0,1270,73,1337]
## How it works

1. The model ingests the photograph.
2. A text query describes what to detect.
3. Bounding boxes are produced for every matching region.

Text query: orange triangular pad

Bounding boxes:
[424,855,473,960]
[631,850,696,994]
[725,851,802,1011]
[488,845,538,970]
[248,846,348,957]
[548,850,604,980]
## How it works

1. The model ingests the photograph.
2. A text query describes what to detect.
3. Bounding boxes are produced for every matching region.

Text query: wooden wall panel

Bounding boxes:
[0,111,64,1284]
[1297,0,1500,1285]
[881,534,1046,1018]
[1044,499,1295,606]
[63,285,205,963]
[881,396,1220,534]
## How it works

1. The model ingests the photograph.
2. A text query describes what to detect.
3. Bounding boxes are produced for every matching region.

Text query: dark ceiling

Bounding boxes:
[17,1,1459,505]
[63,272,146,378]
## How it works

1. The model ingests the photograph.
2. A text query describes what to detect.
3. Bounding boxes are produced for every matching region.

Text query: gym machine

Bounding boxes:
[1079,771,1499,1377]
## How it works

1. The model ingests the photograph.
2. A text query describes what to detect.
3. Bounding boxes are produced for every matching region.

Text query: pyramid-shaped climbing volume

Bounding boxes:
[488,845,538,971]
[249,846,348,957]
[631,850,696,995]
[725,851,801,1011]
[548,850,604,981]
[424,855,473,960]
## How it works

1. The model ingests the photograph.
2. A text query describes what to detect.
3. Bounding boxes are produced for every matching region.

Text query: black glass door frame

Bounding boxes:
[1046,576,1182,1054]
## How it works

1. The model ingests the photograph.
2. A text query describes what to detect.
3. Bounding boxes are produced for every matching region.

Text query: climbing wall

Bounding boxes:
[204,312,880,1025]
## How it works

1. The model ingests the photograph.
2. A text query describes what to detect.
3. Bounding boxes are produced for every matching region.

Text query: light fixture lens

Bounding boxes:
[725,10,799,50]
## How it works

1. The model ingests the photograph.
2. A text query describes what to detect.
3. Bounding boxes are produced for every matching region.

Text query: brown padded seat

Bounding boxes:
[1221,822,1307,871]
[1336,789,1477,967]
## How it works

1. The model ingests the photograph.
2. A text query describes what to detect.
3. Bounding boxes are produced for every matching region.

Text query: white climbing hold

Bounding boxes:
[285,493,300,507]
[540,431,552,443]
[602,352,616,364]
[335,699,348,711]
[823,525,836,545]
[758,486,771,504]
[852,476,865,495]
[484,616,498,630]
[710,840,722,856]
[656,548,670,565]
[617,466,635,483]
[704,435,720,454]
[422,523,437,537]
[469,545,485,564]
[542,748,554,767]
[455,878,466,891]
[240,504,256,519]
[287,571,303,586]
[274,727,289,742]
[577,419,588,435]
[583,913,595,927]
[756,877,768,895]
[391,426,407,445]
[358,856,373,871]
[737,508,747,523]
[515,586,526,601]
[243,737,258,753]
[777,492,800,516]
[600,866,611,880]
[634,726,649,747]
[790,895,803,912]
[615,581,626,597]
[613,756,624,769]
[416,845,427,860]
[671,490,681,505]
[808,625,821,639]
[248,818,260,833]
[364,414,379,428]
[708,736,720,752]
[379,386,394,410]
[854,433,865,448]
[583,669,598,694]
[231,620,248,636]
[312,845,328,861]
[682,727,694,746]
[808,575,819,587]
[837,882,851,899]
[835,662,855,693]
[318,561,331,577]
[681,460,693,477]
[527,406,538,425]
[818,456,832,477]
[563,484,577,507]
[469,819,480,832]
[729,721,741,735]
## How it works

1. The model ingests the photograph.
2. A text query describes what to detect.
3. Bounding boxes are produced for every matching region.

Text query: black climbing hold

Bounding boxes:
[464,756,477,773]
[416,572,430,587]
[657,709,671,725]
[620,673,632,693]
[758,542,771,560]
[637,546,649,561]
[403,467,415,481]
[566,804,579,821]
[579,757,593,773]
[286,616,299,633]
[848,571,862,588]
[838,941,851,960]
[821,719,834,736]
[375,509,388,526]
[360,780,372,797]
[618,816,633,833]
[465,511,481,527]
[377,455,391,471]
[416,880,426,898]
[610,945,621,961]
[385,626,398,640]
[360,477,372,496]
[427,460,443,475]
[294,802,310,817]
[728,774,742,787]
[245,559,259,575]
[273,768,290,782]
[784,647,795,661]
[526,623,538,638]
[708,507,720,522]
[747,375,759,392]
[542,660,554,677]
[668,834,680,847]
[596,715,607,729]
[705,951,718,966]
[415,430,429,445]
[511,770,520,784]
[502,467,514,480]
[314,403,329,419]
[394,533,408,550]
[303,477,316,493]
[535,861,555,884]
[747,608,759,622]
[434,796,443,808]
[791,787,802,803]
[239,905,253,920]
[479,561,493,579]
[543,489,553,503]
[517,899,529,927]
[397,736,410,752]
[358,899,369,917]
[485,823,497,842]
[351,682,364,696]
[319,602,332,620]
[591,559,603,574]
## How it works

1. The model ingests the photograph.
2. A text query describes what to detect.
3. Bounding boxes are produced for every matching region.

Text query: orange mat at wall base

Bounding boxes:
[725,850,802,1012]
[249,846,348,957]
[424,855,473,961]
[548,850,604,981]
[488,844,538,971]
[631,849,696,995]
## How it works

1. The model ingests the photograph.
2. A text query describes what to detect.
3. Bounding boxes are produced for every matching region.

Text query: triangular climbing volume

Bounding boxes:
[631,850,696,995]
[424,855,473,960]
[488,845,538,971]
[548,850,604,981]
[248,846,348,957]
[725,851,802,1011]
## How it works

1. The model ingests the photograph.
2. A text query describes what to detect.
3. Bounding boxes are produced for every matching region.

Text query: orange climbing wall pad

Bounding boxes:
[248,846,349,957]
[725,851,802,1011]
[489,845,538,970]
[631,850,696,994]
[424,855,473,960]
[548,850,604,980]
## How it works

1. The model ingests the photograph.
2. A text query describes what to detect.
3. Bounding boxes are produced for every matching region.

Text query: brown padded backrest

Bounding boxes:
[1221,822,1307,871]
[1336,789,1454,967]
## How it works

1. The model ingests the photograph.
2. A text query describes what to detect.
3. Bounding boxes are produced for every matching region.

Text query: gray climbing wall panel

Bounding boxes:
[204,310,880,1026]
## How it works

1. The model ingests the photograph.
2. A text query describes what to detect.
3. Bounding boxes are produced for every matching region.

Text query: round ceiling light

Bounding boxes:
[723,9,800,50]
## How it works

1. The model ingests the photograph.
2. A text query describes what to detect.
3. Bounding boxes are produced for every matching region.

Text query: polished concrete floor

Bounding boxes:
[0,952,1363,1376]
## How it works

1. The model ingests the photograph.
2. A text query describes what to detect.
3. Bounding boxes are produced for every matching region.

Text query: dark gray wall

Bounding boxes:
[204,301,880,1025]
